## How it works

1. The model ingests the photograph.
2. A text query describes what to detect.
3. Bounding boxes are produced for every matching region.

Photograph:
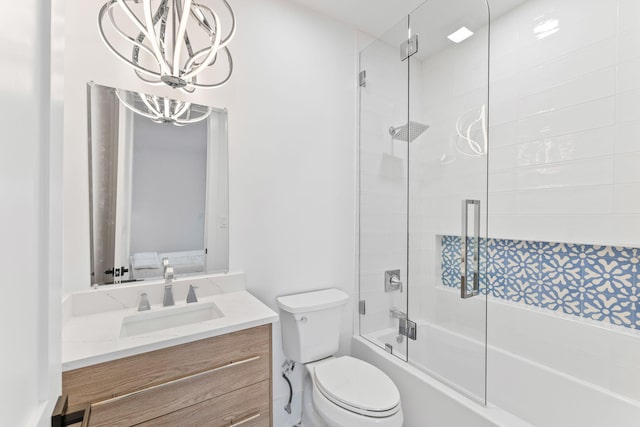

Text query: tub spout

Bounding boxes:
[390,307,407,319]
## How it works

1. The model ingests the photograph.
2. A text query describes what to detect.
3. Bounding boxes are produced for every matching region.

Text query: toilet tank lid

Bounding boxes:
[276,289,349,314]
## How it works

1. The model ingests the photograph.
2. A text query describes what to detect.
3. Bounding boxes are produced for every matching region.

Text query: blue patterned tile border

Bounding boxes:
[440,236,640,330]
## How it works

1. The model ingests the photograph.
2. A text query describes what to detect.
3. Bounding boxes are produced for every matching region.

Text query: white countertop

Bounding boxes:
[62,273,279,371]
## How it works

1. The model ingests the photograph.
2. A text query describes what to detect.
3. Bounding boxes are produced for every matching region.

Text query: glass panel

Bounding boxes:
[407,0,489,403]
[359,16,410,361]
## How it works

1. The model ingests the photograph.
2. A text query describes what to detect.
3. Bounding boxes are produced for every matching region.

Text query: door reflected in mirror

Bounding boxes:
[87,82,229,286]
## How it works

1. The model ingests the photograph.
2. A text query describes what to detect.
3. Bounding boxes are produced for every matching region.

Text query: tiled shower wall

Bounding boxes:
[362,0,640,335]
[441,236,640,330]
[411,0,640,247]
[488,0,640,247]
[405,0,640,327]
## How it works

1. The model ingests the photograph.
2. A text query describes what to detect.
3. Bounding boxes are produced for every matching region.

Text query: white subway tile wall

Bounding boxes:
[487,0,640,247]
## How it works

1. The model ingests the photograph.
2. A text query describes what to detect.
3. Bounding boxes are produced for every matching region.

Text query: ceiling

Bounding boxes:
[288,0,527,38]
[288,0,425,38]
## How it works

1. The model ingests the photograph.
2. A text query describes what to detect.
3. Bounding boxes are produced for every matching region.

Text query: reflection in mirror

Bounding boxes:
[87,82,229,286]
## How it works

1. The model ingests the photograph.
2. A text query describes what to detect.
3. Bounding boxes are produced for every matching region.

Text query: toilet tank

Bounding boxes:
[276,289,349,363]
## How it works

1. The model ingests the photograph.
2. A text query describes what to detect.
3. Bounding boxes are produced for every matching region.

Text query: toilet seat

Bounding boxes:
[313,356,401,418]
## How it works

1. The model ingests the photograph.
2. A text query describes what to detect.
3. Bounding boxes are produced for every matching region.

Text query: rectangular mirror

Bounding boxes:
[87,82,229,286]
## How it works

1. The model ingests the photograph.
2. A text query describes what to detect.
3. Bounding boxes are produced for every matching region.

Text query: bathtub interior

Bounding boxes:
[364,328,408,361]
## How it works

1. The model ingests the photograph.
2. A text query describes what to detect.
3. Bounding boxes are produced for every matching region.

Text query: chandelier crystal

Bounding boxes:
[99,0,235,92]
[116,90,212,126]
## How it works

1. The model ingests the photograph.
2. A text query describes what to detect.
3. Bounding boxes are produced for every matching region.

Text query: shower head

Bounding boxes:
[389,121,430,142]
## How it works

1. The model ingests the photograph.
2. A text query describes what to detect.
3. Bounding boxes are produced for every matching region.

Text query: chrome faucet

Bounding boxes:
[162,258,175,307]
[186,285,198,304]
[389,307,407,320]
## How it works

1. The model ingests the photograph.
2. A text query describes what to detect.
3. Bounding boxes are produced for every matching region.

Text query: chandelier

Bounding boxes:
[99,0,235,93]
[116,90,212,125]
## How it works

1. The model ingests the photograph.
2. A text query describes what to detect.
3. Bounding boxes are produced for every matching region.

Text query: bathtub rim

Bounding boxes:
[352,335,534,427]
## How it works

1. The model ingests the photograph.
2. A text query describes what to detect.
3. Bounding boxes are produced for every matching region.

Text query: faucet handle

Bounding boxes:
[390,274,403,292]
[138,292,151,312]
[186,285,198,304]
[163,284,175,307]
[385,270,403,293]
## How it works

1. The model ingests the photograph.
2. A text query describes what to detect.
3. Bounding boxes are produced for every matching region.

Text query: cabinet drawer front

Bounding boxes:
[63,325,270,410]
[87,354,269,427]
[135,380,270,427]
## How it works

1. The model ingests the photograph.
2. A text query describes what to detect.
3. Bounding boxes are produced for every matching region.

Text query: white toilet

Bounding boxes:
[276,288,403,427]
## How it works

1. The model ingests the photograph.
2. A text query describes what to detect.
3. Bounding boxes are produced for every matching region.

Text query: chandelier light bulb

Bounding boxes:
[116,90,212,126]
[99,0,235,92]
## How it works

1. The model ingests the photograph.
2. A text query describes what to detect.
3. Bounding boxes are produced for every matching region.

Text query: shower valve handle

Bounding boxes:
[385,270,403,292]
[390,274,403,291]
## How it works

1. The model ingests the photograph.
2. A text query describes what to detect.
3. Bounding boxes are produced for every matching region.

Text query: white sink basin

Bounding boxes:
[120,302,224,337]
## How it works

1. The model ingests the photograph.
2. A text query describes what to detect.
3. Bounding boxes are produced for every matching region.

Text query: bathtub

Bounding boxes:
[353,297,640,427]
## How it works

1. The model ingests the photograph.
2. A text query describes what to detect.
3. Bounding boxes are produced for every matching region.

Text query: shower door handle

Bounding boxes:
[461,200,480,299]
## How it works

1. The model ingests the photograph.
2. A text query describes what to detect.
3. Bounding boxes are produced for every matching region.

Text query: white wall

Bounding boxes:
[0,0,63,424]
[63,1,358,425]
[489,0,640,247]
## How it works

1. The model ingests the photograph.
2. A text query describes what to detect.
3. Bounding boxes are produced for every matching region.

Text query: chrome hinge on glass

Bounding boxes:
[400,35,419,61]
[359,300,366,315]
[399,318,417,340]
[359,70,367,87]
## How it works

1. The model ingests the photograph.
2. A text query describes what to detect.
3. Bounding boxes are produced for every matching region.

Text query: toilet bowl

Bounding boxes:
[276,289,404,427]
[303,356,403,427]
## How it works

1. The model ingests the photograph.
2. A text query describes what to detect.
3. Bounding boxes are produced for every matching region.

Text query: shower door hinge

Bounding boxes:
[359,300,366,315]
[359,70,367,87]
[399,317,417,340]
[400,34,418,61]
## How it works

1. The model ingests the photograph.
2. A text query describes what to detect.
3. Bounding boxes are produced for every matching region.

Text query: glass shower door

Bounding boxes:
[407,0,490,403]
[358,17,410,361]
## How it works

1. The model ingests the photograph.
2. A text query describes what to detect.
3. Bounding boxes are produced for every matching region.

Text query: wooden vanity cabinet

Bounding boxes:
[62,325,272,427]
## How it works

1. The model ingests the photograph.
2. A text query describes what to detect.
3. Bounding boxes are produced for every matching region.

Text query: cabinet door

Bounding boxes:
[86,355,267,427]
[135,380,270,427]
[82,381,270,427]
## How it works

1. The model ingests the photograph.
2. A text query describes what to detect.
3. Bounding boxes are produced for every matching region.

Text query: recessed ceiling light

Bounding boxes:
[448,26,474,43]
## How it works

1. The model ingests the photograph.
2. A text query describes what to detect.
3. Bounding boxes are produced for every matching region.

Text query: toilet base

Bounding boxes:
[301,367,327,427]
